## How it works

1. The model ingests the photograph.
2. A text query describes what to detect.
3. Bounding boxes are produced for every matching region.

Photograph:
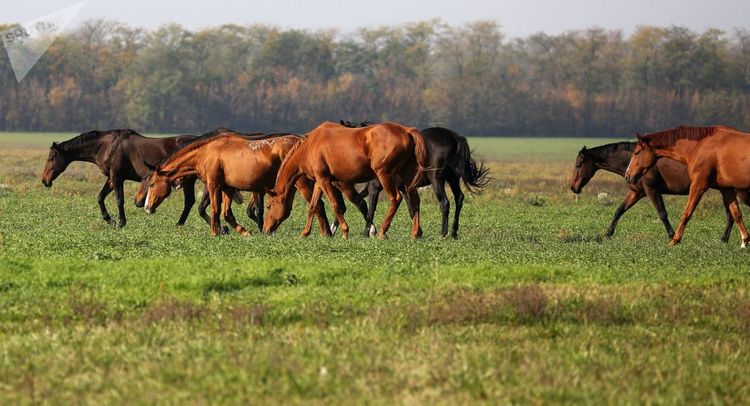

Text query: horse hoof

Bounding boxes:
[221,226,230,235]
[117,222,126,228]
[368,225,377,238]
[668,239,680,247]
[742,241,748,249]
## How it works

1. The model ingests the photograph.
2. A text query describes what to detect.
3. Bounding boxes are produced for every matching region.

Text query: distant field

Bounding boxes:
[0,133,749,403]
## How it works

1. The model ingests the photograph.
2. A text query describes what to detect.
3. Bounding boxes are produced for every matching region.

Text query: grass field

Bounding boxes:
[1,133,749,403]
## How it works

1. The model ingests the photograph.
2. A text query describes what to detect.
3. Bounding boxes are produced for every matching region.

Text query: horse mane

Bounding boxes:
[643,126,728,147]
[58,129,139,151]
[155,127,266,166]
[583,142,634,163]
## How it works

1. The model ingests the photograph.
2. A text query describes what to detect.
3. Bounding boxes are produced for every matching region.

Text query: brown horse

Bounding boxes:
[570,142,750,242]
[41,129,200,227]
[624,125,750,247]
[263,121,429,240]
[143,130,332,236]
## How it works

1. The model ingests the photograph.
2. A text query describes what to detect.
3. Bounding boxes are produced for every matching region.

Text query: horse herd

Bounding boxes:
[41,121,489,240]
[41,122,750,247]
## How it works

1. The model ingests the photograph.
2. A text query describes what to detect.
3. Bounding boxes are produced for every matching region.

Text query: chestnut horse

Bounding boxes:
[342,123,489,239]
[42,129,201,227]
[570,142,750,241]
[624,125,750,247]
[143,130,332,236]
[263,121,429,240]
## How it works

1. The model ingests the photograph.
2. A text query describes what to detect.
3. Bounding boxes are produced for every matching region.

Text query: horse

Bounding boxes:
[570,142,750,241]
[41,129,202,228]
[624,125,750,247]
[263,121,429,240]
[337,121,489,239]
[143,130,332,237]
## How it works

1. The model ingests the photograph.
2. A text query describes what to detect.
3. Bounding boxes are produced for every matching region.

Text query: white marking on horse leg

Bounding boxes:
[330,223,338,234]
[369,224,377,238]
[742,240,747,249]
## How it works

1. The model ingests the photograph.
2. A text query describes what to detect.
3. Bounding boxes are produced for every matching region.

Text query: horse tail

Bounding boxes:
[407,128,430,192]
[232,191,244,204]
[454,135,490,194]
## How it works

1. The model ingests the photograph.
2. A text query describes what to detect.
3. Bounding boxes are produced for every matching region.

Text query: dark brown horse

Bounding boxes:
[570,142,750,242]
[41,129,201,227]
[624,125,750,247]
[337,121,489,238]
[263,121,429,240]
[143,130,332,236]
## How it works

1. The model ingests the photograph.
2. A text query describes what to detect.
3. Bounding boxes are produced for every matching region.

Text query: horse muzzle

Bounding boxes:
[42,179,52,188]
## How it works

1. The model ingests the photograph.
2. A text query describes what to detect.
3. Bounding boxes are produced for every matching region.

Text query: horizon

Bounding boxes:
[2,0,749,38]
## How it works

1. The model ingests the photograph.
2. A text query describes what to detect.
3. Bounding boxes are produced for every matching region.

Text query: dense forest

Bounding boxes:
[2,20,750,136]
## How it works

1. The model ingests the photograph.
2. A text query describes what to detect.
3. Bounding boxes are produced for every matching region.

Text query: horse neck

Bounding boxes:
[590,144,632,177]
[64,137,106,163]
[161,148,201,180]
[652,141,692,164]
[275,144,304,197]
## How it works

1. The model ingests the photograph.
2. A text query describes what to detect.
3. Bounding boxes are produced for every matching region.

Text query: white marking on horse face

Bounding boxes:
[144,189,152,212]
[625,156,635,177]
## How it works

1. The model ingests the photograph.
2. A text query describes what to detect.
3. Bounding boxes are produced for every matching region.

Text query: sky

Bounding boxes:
[2,0,749,38]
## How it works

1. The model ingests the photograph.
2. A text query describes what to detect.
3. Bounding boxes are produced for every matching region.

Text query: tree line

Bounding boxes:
[2,20,750,136]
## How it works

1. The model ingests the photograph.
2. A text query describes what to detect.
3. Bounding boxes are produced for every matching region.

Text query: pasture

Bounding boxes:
[1,133,749,403]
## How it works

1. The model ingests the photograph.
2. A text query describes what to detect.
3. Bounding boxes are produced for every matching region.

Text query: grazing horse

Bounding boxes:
[143,130,332,236]
[41,129,201,227]
[570,142,750,241]
[624,125,750,247]
[337,121,489,239]
[263,121,429,240]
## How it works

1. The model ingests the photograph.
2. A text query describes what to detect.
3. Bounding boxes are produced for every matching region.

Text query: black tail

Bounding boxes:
[454,135,490,194]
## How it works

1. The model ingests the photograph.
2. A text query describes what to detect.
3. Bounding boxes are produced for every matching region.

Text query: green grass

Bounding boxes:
[1,133,749,403]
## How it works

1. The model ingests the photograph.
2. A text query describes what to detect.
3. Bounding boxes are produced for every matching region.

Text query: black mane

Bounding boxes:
[57,129,139,152]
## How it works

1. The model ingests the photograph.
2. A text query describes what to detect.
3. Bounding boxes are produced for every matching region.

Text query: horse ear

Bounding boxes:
[143,160,156,171]
[361,120,370,127]
[339,120,346,125]
[265,187,277,197]
[636,133,648,143]
[51,142,58,149]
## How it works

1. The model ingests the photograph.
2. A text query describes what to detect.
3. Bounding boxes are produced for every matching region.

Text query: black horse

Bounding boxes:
[337,121,489,239]
[42,129,204,227]
[570,141,750,242]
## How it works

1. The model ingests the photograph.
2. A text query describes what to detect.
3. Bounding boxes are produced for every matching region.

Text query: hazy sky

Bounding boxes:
[3,0,749,37]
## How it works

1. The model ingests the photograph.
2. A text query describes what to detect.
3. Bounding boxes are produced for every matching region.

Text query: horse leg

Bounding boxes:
[365,181,382,237]
[721,206,735,243]
[114,179,127,228]
[252,192,265,232]
[222,189,249,236]
[295,179,332,237]
[406,188,423,240]
[320,179,350,239]
[302,183,325,237]
[207,182,223,236]
[177,178,196,226]
[376,175,403,240]
[97,180,115,225]
[720,189,750,248]
[447,175,464,239]
[644,187,674,240]
[607,190,644,238]
[431,173,450,238]
[329,183,348,235]
[336,182,371,237]
[670,181,709,246]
